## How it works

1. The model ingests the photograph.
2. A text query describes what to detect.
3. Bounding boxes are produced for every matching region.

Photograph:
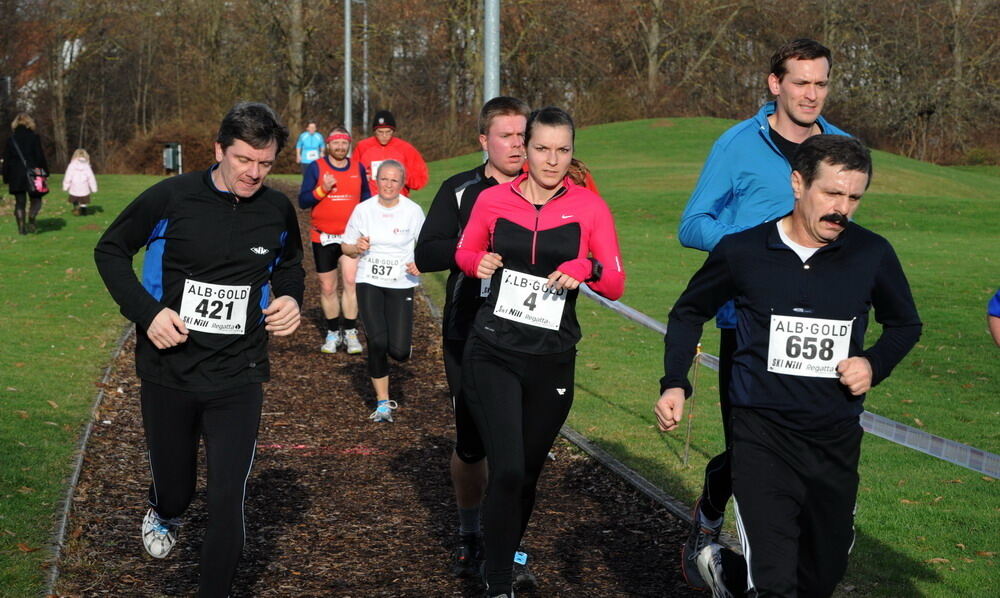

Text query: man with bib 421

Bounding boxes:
[94,102,304,598]
[655,135,921,598]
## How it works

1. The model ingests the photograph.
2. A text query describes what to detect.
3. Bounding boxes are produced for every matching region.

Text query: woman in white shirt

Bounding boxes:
[343,160,425,422]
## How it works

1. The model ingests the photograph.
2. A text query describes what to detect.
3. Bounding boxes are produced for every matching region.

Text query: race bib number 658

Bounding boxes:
[767,315,853,378]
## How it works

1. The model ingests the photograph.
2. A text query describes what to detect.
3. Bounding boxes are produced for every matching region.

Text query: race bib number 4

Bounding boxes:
[767,315,853,378]
[493,269,566,331]
[365,255,404,283]
[179,280,250,335]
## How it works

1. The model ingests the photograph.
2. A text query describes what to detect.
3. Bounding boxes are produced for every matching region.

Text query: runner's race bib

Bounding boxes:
[493,269,566,331]
[305,149,319,161]
[320,232,343,246]
[180,280,250,335]
[365,255,404,284]
[370,160,384,181]
[767,315,853,378]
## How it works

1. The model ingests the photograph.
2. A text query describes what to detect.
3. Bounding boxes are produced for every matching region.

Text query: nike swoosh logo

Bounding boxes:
[561,214,573,219]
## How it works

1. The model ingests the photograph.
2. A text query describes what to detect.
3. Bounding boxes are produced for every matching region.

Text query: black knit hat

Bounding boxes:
[372,110,396,130]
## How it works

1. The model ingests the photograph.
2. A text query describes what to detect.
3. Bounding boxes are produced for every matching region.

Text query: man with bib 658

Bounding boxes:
[656,135,921,598]
[94,102,304,598]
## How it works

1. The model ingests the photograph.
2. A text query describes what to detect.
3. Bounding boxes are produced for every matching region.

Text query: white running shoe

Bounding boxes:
[321,330,341,354]
[696,543,734,598]
[141,508,180,558]
[369,400,398,422]
[343,328,363,354]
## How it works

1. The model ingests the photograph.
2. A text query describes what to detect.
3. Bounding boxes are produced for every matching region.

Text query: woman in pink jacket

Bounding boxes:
[455,106,625,598]
[63,148,98,215]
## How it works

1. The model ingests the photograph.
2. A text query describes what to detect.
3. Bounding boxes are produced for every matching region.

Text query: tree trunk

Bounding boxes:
[287,0,305,134]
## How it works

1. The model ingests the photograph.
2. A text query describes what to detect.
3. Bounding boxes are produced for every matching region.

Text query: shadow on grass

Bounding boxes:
[34,216,66,233]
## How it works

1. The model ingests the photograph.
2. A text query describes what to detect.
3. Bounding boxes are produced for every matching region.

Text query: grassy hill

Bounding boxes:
[409,117,999,597]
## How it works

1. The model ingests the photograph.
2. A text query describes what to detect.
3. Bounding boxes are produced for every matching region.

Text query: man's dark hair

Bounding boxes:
[479,96,531,135]
[525,106,575,145]
[770,38,833,81]
[793,135,872,189]
[216,102,289,154]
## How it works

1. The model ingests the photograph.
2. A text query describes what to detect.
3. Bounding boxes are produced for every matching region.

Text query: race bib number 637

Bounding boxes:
[767,315,853,378]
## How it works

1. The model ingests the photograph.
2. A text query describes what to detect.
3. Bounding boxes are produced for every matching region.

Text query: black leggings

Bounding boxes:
[700,327,736,521]
[13,192,43,219]
[462,335,576,593]
[356,283,414,378]
[141,380,263,598]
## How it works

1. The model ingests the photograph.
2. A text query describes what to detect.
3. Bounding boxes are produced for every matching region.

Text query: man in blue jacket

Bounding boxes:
[675,38,850,592]
[660,135,921,597]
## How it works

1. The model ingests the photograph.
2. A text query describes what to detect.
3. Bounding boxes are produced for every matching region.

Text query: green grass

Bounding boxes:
[410,118,999,597]
[0,175,161,594]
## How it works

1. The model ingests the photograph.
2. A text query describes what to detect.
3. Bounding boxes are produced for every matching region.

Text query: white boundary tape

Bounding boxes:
[580,285,999,479]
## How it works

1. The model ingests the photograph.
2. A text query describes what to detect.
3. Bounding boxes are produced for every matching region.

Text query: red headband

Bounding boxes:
[326,132,352,142]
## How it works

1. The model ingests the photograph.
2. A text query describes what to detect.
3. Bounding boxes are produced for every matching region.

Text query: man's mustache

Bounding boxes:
[820,213,849,227]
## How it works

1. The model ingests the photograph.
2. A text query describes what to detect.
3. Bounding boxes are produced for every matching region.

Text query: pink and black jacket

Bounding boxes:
[456,172,625,355]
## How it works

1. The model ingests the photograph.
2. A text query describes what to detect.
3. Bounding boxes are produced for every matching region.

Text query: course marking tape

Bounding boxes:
[580,285,999,479]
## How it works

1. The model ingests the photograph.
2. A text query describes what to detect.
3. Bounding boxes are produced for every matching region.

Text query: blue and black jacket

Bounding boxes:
[94,169,304,391]
[678,102,849,328]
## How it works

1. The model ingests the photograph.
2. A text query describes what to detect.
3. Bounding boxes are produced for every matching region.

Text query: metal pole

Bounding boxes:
[362,0,369,131]
[484,0,500,102]
[344,0,353,132]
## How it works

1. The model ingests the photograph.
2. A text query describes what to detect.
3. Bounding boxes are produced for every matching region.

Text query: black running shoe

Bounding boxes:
[452,533,483,578]
[512,550,537,591]
[681,498,722,589]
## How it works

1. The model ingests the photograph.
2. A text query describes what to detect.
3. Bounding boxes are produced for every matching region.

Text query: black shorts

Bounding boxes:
[312,241,345,273]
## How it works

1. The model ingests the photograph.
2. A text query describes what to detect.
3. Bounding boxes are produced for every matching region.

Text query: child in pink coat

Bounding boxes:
[63,148,98,215]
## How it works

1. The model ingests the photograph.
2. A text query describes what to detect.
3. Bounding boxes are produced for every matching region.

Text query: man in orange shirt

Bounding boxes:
[299,126,371,354]
[352,110,429,196]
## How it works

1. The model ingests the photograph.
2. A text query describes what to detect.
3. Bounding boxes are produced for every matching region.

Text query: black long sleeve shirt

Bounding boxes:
[662,219,922,430]
[414,163,497,340]
[94,169,304,391]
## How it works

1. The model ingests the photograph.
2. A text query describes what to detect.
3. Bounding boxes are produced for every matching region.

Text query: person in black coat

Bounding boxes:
[3,113,49,234]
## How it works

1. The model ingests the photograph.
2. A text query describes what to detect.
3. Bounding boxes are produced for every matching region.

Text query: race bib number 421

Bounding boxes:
[179,280,250,335]
[767,315,853,378]
[493,269,566,331]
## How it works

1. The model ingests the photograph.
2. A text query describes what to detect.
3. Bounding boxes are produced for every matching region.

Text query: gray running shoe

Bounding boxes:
[321,330,341,354]
[681,498,721,588]
[141,508,180,558]
[343,328,363,354]
[697,543,734,598]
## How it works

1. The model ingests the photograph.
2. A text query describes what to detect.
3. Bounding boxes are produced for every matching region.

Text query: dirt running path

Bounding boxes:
[53,185,698,597]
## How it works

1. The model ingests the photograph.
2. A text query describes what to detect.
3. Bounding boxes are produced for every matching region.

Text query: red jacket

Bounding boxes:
[456,173,625,354]
[352,136,430,195]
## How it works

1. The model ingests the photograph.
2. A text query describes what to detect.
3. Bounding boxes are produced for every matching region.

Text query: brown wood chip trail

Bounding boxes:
[53,185,698,597]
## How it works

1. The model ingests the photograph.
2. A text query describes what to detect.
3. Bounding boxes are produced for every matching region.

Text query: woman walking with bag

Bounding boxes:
[2,113,49,234]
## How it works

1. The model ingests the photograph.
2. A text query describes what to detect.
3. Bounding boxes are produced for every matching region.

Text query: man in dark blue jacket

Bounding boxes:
[95,102,304,598]
[676,39,850,591]
[657,135,921,597]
